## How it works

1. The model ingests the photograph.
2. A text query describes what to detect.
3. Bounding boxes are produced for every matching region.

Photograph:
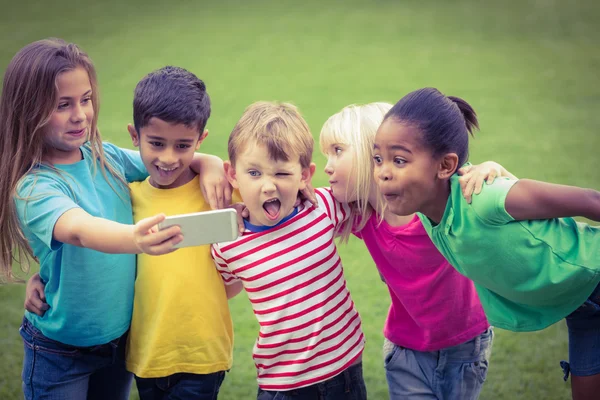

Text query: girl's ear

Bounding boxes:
[299,163,316,190]
[437,153,459,179]
[224,160,239,189]
[127,124,140,147]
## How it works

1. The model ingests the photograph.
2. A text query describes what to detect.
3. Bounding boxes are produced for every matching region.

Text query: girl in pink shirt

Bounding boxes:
[319,102,513,400]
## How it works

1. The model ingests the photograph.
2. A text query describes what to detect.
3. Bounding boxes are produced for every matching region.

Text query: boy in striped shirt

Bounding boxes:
[211,102,366,399]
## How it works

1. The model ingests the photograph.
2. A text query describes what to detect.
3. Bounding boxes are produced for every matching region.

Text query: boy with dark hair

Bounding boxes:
[126,66,242,399]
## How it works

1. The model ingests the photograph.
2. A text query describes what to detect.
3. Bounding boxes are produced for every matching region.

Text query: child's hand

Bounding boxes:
[228,203,248,234]
[24,273,49,316]
[299,183,318,206]
[458,161,516,203]
[133,214,183,255]
[199,167,232,210]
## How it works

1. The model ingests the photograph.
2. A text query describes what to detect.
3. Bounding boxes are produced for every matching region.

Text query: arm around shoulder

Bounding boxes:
[505,179,600,222]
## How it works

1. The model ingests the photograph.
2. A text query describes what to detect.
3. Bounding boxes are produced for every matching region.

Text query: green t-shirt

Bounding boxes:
[419,175,600,332]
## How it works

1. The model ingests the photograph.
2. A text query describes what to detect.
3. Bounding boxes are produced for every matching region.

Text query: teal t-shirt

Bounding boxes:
[15,142,147,346]
[419,174,600,332]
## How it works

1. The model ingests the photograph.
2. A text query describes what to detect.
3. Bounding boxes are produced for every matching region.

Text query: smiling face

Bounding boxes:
[129,118,206,189]
[43,67,94,164]
[225,142,313,227]
[373,119,444,217]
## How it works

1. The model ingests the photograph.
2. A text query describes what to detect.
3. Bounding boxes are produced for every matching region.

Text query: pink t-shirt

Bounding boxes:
[354,213,489,351]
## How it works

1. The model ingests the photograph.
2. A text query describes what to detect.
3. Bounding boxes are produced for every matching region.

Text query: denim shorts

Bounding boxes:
[384,327,494,400]
[135,371,226,400]
[20,316,132,400]
[562,281,600,379]
[256,363,367,400]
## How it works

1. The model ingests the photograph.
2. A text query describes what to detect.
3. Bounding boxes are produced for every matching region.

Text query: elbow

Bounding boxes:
[585,188,600,222]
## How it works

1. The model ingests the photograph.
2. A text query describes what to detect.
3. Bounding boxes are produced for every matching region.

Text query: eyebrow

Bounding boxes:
[59,90,92,100]
[373,143,412,154]
[145,135,195,143]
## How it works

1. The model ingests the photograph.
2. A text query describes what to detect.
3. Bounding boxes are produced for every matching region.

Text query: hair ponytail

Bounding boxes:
[384,88,478,167]
[447,96,479,136]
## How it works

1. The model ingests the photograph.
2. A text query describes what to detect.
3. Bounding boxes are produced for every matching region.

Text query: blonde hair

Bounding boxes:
[0,38,127,282]
[320,102,392,242]
[228,101,313,168]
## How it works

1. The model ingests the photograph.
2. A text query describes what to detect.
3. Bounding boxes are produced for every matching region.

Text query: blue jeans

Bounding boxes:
[20,316,132,400]
[135,371,226,400]
[384,327,493,400]
[256,363,367,400]
[562,281,600,379]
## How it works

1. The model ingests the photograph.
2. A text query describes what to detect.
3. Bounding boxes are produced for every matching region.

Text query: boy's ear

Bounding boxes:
[224,160,239,189]
[195,129,209,151]
[437,153,459,180]
[127,124,140,147]
[299,163,316,190]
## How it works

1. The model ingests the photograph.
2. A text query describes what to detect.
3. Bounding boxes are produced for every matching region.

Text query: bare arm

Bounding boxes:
[190,153,232,210]
[53,208,183,255]
[225,281,244,299]
[505,179,600,221]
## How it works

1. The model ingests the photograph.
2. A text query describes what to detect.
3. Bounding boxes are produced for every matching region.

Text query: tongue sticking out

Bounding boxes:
[263,199,281,219]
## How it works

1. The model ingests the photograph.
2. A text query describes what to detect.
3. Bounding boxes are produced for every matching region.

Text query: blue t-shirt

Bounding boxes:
[420,175,600,332]
[15,143,147,346]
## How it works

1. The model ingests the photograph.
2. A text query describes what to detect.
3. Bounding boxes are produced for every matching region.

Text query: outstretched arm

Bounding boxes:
[53,209,183,255]
[505,179,600,221]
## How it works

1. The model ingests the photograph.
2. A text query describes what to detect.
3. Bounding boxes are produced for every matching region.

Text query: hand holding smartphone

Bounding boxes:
[158,209,239,248]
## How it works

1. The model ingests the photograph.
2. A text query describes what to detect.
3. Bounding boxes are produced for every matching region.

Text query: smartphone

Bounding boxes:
[158,209,239,248]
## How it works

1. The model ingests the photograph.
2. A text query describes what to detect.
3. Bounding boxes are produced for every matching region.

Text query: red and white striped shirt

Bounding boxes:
[211,188,364,390]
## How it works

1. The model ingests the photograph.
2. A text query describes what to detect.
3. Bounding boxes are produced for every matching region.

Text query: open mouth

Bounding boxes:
[156,165,178,178]
[263,198,281,221]
[67,128,86,137]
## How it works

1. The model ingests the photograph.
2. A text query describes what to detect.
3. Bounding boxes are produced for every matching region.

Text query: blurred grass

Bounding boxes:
[1,0,599,399]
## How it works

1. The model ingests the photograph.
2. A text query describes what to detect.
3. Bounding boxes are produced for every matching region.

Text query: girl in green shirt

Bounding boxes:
[373,87,600,400]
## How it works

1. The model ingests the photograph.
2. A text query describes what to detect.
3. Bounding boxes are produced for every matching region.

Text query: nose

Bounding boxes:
[324,158,334,176]
[159,149,177,166]
[375,163,392,182]
[70,103,86,124]
[262,178,276,194]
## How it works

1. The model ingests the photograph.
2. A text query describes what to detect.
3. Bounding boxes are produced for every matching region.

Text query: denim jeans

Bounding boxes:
[20,316,132,400]
[562,281,600,379]
[135,371,226,400]
[384,327,493,400]
[256,363,367,400]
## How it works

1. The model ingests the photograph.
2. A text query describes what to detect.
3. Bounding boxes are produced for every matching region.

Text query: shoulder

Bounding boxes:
[16,169,70,197]
[457,176,517,225]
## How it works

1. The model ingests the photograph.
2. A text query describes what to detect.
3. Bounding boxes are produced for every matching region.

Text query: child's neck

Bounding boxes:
[421,180,451,225]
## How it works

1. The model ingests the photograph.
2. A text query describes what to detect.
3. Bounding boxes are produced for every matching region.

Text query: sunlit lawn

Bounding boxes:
[1,0,599,399]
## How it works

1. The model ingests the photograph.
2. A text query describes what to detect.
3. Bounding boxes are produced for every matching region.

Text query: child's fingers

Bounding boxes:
[146,234,183,255]
[486,169,498,184]
[24,290,49,316]
[136,214,166,234]
[224,186,233,208]
[459,173,475,203]
[473,174,485,195]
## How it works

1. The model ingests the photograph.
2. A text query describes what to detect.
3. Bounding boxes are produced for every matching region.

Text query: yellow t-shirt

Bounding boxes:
[126,176,234,378]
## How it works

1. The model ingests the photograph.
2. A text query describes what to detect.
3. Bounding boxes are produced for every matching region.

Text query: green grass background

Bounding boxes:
[1,0,599,399]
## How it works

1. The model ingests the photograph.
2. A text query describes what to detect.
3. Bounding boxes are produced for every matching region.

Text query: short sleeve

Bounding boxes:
[315,187,351,229]
[103,142,148,183]
[470,177,518,225]
[15,175,81,250]
[211,244,240,285]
